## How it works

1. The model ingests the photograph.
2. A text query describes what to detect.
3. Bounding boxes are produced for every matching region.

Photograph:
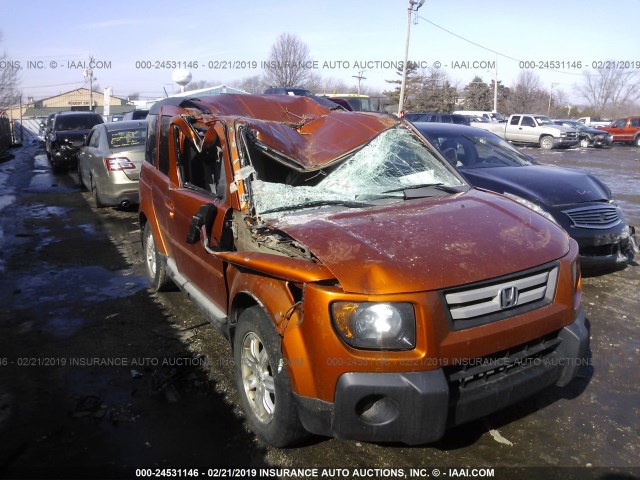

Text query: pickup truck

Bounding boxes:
[474,114,579,149]
[596,116,640,146]
[577,116,611,128]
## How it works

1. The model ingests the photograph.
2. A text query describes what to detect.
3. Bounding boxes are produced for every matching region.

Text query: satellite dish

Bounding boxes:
[172,69,192,92]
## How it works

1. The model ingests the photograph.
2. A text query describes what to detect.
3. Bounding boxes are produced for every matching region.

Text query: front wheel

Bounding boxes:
[233,306,306,447]
[635,136,640,147]
[142,222,172,291]
[539,136,554,150]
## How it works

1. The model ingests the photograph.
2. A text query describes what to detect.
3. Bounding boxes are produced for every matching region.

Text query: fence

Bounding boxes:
[0,115,13,159]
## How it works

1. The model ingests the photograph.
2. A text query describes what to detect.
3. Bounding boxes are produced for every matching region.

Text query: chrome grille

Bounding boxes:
[562,205,621,229]
[445,267,558,322]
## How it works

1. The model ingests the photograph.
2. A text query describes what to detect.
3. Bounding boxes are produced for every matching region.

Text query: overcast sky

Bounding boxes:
[2,0,639,104]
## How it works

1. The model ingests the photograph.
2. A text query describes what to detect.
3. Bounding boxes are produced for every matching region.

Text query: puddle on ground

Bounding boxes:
[24,204,70,219]
[12,265,147,308]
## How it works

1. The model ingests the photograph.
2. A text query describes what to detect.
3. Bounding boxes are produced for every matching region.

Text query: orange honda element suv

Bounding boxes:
[139,94,588,447]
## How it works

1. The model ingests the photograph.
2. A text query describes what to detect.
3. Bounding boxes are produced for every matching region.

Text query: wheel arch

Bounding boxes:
[226,270,314,397]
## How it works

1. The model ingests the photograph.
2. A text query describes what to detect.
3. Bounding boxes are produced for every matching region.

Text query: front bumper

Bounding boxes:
[577,225,638,275]
[553,137,579,148]
[590,135,612,147]
[295,309,589,445]
[51,145,81,167]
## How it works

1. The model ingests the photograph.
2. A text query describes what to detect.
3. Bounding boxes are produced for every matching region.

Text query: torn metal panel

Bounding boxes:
[210,251,334,283]
[181,94,399,169]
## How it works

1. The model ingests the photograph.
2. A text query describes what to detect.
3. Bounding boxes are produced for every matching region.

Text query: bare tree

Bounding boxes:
[0,33,20,109]
[264,33,313,88]
[306,74,350,94]
[505,70,547,114]
[231,75,268,94]
[578,65,640,116]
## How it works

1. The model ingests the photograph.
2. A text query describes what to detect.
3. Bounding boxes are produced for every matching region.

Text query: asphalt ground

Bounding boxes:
[0,139,638,480]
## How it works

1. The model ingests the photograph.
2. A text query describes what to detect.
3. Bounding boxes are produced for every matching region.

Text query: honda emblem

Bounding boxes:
[499,286,519,309]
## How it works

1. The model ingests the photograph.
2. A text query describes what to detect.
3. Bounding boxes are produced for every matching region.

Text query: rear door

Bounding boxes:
[606,119,628,142]
[506,115,524,141]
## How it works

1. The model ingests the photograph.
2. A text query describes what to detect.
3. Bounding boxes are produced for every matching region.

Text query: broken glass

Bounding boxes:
[252,126,464,218]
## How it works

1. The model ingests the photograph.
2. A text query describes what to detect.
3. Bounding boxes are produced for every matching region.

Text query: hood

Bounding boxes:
[581,127,610,135]
[550,124,575,133]
[269,189,569,294]
[460,165,610,208]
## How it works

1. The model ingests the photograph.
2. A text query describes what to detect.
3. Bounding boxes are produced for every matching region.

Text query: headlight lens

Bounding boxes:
[331,302,415,350]
[502,192,559,225]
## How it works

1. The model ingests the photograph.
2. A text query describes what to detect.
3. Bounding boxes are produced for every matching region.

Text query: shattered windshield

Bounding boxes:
[251,126,464,217]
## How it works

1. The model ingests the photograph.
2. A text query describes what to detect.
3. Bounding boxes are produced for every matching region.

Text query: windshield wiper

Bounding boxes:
[260,200,373,215]
[382,183,461,194]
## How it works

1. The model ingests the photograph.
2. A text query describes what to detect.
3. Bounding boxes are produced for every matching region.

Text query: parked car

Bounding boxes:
[263,86,346,110]
[465,115,492,128]
[414,122,638,274]
[553,119,613,148]
[139,93,588,446]
[122,109,149,121]
[405,112,470,125]
[453,110,507,122]
[596,116,640,146]
[77,120,146,208]
[317,93,372,111]
[45,111,104,172]
[474,113,579,149]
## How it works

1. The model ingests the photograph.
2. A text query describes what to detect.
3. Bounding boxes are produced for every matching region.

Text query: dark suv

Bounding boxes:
[46,111,104,172]
[405,112,470,125]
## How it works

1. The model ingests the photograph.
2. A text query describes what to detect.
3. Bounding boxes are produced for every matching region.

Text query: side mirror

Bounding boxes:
[186,203,217,244]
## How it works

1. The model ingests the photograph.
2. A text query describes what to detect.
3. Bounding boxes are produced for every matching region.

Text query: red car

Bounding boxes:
[597,116,640,146]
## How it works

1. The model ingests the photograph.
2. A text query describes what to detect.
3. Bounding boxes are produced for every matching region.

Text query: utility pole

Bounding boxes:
[353,70,367,94]
[493,54,498,113]
[84,56,95,112]
[398,0,425,117]
[547,82,559,116]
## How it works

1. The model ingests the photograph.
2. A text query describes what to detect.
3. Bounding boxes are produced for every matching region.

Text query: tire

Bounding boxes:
[142,222,172,292]
[580,137,590,148]
[91,178,105,208]
[635,136,640,147]
[539,136,554,150]
[233,306,307,447]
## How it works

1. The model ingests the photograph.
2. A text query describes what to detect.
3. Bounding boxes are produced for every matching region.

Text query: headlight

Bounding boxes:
[331,302,415,350]
[502,192,558,225]
[50,133,57,143]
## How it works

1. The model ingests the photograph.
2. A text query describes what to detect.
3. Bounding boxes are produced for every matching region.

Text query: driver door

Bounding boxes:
[166,122,232,311]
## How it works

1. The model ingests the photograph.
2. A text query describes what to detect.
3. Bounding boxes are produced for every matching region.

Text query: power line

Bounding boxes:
[418,15,585,77]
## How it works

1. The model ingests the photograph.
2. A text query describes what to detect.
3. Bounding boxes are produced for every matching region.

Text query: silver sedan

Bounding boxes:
[77,121,146,208]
